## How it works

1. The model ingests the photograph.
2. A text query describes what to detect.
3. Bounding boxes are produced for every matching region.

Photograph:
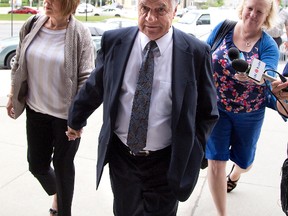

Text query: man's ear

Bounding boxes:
[173,5,178,17]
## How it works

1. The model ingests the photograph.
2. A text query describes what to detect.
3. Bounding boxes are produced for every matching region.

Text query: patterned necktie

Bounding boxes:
[127,40,158,154]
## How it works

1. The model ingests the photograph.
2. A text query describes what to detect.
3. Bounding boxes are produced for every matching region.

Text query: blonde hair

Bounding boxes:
[236,0,277,29]
[60,0,80,17]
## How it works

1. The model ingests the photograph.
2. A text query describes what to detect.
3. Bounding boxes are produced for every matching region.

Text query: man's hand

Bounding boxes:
[66,126,83,141]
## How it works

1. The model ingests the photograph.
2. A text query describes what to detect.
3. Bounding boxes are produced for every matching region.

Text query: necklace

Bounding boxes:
[241,29,253,47]
[244,40,251,47]
[242,33,251,47]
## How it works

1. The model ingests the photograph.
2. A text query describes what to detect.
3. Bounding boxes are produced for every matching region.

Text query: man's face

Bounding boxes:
[138,0,177,40]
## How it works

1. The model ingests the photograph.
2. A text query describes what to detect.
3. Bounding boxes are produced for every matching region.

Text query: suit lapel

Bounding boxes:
[113,28,138,86]
[109,27,139,115]
[172,29,193,126]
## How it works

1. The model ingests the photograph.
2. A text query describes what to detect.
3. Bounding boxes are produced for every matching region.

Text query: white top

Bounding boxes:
[114,28,173,151]
[26,27,67,119]
[266,7,288,38]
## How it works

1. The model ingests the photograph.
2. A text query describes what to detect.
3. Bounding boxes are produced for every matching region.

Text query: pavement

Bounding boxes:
[1,63,288,216]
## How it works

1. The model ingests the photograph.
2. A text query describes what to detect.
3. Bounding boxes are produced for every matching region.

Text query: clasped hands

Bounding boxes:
[66,127,83,141]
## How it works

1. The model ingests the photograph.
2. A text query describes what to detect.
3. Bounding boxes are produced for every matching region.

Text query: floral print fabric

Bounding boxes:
[212,30,266,113]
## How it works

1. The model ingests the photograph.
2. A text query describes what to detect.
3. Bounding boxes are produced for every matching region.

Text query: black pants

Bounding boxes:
[26,106,80,216]
[109,134,178,216]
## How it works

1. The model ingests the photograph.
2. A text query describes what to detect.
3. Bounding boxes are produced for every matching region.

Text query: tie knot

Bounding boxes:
[145,41,158,52]
[148,40,157,49]
[144,41,159,57]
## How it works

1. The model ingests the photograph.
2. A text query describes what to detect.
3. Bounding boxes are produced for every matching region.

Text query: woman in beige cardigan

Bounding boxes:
[6,0,95,215]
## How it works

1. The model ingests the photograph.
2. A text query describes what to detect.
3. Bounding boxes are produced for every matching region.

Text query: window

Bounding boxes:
[197,14,210,25]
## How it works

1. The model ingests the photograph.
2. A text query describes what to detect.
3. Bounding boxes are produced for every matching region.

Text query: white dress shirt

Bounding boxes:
[114,28,173,151]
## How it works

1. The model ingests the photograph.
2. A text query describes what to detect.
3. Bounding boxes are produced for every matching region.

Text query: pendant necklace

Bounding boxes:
[241,30,252,47]
[244,39,251,47]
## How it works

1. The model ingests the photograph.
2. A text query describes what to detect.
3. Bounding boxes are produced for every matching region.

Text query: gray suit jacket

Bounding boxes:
[68,26,219,201]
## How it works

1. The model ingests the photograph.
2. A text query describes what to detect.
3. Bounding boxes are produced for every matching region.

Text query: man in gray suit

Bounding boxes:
[66,0,219,214]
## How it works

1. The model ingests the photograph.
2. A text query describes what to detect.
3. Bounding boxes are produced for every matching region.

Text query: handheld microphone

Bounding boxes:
[228,47,280,81]
[231,59,249,73]
[231,59,282,82]
[228,47,240,61]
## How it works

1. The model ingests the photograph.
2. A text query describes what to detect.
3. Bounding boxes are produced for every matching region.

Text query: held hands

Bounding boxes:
[66,126,83,141]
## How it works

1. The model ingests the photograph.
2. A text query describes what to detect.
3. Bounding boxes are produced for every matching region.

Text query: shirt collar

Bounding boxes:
[139,27,173,56]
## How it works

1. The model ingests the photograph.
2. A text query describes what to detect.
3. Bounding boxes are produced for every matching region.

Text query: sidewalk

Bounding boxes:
[0,65,287,215]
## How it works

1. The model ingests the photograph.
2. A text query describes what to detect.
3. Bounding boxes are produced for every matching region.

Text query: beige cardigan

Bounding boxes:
[11,15,95,119]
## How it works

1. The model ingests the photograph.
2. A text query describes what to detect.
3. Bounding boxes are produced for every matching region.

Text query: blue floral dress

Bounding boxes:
[213,30,267,113]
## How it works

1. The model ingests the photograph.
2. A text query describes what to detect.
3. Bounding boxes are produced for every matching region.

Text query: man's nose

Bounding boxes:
[145,10,158,21]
